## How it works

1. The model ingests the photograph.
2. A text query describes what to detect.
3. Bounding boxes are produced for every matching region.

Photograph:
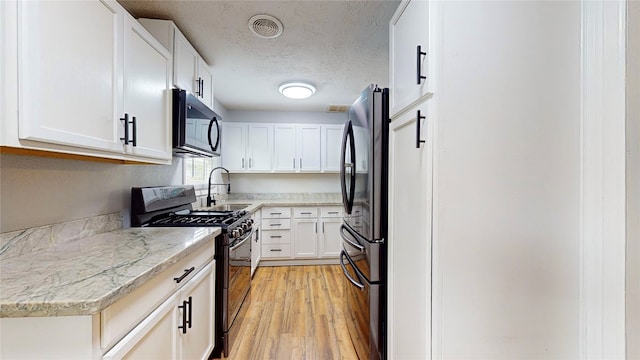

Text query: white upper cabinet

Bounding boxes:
[320,124,344,172]
[123,15,172,161]
[221,123,273,172]
[2,1,172,164]
[389,0,431,116]
[17,0,124,154]
[273,124,321,172]
[138,19,215,110]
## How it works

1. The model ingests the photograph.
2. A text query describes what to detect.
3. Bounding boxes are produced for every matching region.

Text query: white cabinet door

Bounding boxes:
[274,124,321,172]
[273,124,297,171]
[319,217,342,258]
[103,294,178,360]
[388,102,432,359]
[321,125,344,172]
[222,123,247,171]
[178,263,215,360]
[198,59,214,110]
[17,0,124,153]
[293,218,318,258]
[389,0,430,116]
[247,124,273,171]
[297,125,321,171]
[173,29,198,95]
[123,15,172,162]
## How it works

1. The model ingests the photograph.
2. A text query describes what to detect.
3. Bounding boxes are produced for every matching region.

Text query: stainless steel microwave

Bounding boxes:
[172,88,221,157]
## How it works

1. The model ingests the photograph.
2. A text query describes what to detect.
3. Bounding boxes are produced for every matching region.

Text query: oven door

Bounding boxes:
[227,229,252,328]
[340,250,383,360]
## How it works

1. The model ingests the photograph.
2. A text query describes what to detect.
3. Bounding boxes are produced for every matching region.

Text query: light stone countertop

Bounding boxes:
[199,193,344,213]
[0,226,220,318]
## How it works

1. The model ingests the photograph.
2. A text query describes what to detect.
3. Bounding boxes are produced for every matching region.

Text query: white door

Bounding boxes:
[388,103,432,360]
[222,123,247,171]
[319,218,342,258]
[17,0,124,153]
[103,294,178,360]
[173,29,197,94]
[389,0,430,116]
[273,124,296,171]
[178,263,215,360]
[293,219,318,258]
[247,124,273,171]
[297,125,321,171]
[123,15,172,161]
[321,125,344,172]
[198,59,214,110]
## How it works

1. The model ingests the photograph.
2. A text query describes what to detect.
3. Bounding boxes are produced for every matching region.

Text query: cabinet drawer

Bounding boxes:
[261,207,292,218]
[100,237,215,351]
[261,244,292,259]
[261,230,291,245]
[321,206,343,218]
[261,218,291,230]
[293,207,318,218]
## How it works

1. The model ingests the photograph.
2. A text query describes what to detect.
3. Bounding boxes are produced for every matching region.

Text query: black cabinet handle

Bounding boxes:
[300,212,312,215]
[120,113,130,145]
[416,110,426,148]
[270,212,282,215]
[270,249,282,252]
[178,299,188,333]
[173,267,195,283]
[328,211,339,214]
[270,235,282,238]
[131,116,137,147]
[416,45,427,85]
[269,223,282,227]
[187,296,192,329]
[200,78,204,97]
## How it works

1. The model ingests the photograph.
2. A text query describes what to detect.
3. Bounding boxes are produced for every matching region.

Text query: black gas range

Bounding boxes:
[131,185,253,358]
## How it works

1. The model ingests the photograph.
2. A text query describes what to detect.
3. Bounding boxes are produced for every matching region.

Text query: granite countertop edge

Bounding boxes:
[0,227,221,318]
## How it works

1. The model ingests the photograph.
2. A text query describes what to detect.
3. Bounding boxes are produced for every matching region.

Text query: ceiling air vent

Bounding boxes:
[326,105,350,113]
[248,15,283,39]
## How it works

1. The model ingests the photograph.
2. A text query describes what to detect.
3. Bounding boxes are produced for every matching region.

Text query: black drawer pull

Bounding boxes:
[269,223,282,227]
[270,249,283,252]
[270,235,282,238]
[174,267,195,283]
[327,211,339,214]
[300,212,312,215]
[270,212,282,215]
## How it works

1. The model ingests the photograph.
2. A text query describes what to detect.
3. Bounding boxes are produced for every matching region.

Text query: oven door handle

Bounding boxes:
[340,223,365,252]
[339,250,365,290]
[229,228,253,252]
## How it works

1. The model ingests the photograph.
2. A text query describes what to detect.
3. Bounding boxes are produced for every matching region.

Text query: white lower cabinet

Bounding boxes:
[319,206,343,258]
[293,207,319,258]
[104,262,215,360]
[388,101,433,359]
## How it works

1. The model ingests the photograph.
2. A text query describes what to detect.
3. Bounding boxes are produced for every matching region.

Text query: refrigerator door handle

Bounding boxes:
[340,223,365,252]
[339,250,365,290]
[340,121,356,214]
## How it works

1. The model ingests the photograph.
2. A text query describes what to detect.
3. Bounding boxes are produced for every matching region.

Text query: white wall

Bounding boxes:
[0,154,183,232]
[228,173,340,194]
[627,0,640,357]
[431,1,580,357]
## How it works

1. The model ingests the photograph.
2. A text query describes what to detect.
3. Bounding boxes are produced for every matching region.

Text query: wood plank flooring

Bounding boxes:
[215,265,362,360]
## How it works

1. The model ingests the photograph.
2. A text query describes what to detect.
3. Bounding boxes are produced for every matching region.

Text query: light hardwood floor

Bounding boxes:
[216,265,362,360]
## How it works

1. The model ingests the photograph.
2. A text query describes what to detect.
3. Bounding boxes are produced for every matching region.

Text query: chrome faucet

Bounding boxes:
[207,166,231,207]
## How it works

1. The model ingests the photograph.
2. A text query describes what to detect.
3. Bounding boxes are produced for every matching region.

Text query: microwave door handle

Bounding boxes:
[208,118,220,151]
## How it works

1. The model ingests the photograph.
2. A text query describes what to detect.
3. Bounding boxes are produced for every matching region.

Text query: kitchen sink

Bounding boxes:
[208,204,250,212]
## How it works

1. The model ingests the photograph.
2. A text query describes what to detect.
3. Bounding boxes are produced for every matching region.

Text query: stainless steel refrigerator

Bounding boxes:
[339,84,389,360]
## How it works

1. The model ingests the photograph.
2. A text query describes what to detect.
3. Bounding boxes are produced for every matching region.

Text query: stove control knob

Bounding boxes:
[242,222,250,231]
[232,229,241,238]
[246,219,254,226]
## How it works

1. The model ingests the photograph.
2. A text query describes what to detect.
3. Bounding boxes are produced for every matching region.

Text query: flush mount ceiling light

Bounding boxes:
[278,82,316,99]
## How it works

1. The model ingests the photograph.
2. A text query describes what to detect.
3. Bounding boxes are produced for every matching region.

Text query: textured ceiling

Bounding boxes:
[118,0,400,112]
